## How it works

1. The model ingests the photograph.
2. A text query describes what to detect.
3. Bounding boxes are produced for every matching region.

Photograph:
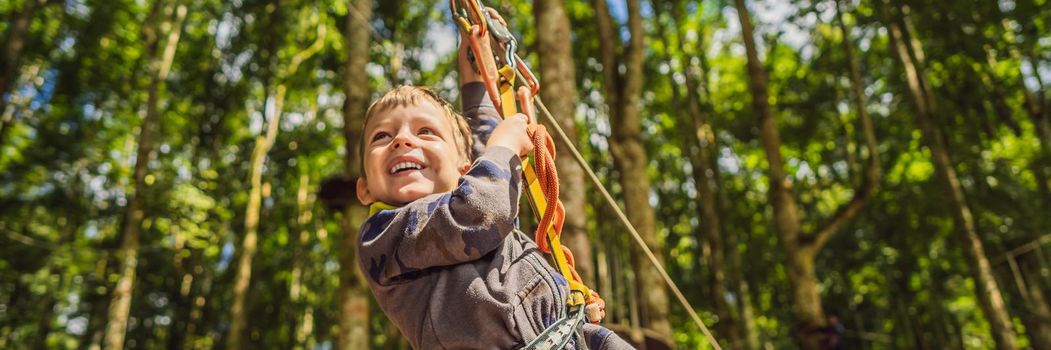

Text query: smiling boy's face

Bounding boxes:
[356,100,470,206]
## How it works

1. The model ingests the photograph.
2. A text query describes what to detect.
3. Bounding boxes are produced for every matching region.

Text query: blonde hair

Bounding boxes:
[359,86,473,178]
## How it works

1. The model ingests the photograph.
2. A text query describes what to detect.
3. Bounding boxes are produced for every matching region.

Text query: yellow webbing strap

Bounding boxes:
[368,201,399,217]
[497,65,587,306]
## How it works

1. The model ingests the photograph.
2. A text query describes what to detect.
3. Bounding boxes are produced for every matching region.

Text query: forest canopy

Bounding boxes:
[1,0,1050,349]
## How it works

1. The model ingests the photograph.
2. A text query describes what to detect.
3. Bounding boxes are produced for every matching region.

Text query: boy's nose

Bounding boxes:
[391,134,415,149]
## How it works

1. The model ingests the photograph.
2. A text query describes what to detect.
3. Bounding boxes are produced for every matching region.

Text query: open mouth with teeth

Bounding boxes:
[389,161,425,175]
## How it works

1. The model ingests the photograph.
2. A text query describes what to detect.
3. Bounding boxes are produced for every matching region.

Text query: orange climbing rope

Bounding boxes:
[450,0,600,315]
[450,2,722,348]
[526,123,571,276]
[527,122,607,312]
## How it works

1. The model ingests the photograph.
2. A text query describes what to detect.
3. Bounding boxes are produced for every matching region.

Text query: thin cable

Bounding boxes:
[346,1,387,42]
[534,95,723,350]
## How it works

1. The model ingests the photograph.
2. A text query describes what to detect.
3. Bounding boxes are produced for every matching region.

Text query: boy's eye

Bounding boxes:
[418,128,434,136]
[371,132,390,143]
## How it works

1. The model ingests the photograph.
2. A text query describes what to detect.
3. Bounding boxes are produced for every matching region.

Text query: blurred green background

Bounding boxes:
[1,0,1050,349]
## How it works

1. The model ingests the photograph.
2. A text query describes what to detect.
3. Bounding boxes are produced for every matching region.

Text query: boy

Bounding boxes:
[352,31,633,350]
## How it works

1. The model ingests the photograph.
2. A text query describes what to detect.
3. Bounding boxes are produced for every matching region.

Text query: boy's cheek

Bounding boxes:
[365,156,388,182]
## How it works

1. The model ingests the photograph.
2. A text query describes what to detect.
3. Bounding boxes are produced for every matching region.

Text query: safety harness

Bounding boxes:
[450,1,602,348]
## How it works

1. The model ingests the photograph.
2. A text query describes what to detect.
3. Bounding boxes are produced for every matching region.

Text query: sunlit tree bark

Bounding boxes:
[289,172,316,350]
[592,0,673,344]
[103,2,186,348]
[227,14,326,350]
[733,1,881,348]
[534,0,594,287]
[337,1,372,349]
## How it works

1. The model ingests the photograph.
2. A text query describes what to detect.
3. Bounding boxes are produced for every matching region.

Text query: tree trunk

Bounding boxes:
[732,1,819,348]
[733,273,761,350]
[734,1,883,348]
[683,62,741,350]
[652,0,746,346]
[290,172,316,350]
[83,252,111,350]
[832,1,883,237]
[595,233,614,322]
[881,4,1018,349]
[227,15,326,350]
[592,0,673,343]
[691,23,760,348]
[1016,253,1051,350]
[225,90,271,350]
[534,0,595,286]
[103,2,185,349]
[337,1,372,349]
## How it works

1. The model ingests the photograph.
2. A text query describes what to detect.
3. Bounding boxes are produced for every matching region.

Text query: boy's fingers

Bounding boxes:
[504,113,527,128]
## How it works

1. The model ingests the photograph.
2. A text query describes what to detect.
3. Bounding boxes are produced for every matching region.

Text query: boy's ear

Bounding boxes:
[356,177,375,205]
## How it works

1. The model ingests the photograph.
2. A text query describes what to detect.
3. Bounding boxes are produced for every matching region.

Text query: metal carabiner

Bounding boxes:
[484,9,514,45]
[449,0,487,35]
[514,54,540,96]
[483,9,518,69]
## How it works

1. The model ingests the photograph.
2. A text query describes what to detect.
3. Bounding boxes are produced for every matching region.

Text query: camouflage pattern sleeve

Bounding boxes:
[358,146,523,286]
[582,323,636,349]
[461,82,502,159]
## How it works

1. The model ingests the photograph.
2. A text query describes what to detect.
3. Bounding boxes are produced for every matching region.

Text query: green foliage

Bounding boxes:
[0,0,1049,349]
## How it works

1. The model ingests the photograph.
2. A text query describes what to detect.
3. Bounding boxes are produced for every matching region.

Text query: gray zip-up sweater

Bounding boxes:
[357,83,633,350]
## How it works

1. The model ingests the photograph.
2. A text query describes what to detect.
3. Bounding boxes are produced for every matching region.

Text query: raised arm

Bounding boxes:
[458,8,507,159]
[461,82,501,158]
